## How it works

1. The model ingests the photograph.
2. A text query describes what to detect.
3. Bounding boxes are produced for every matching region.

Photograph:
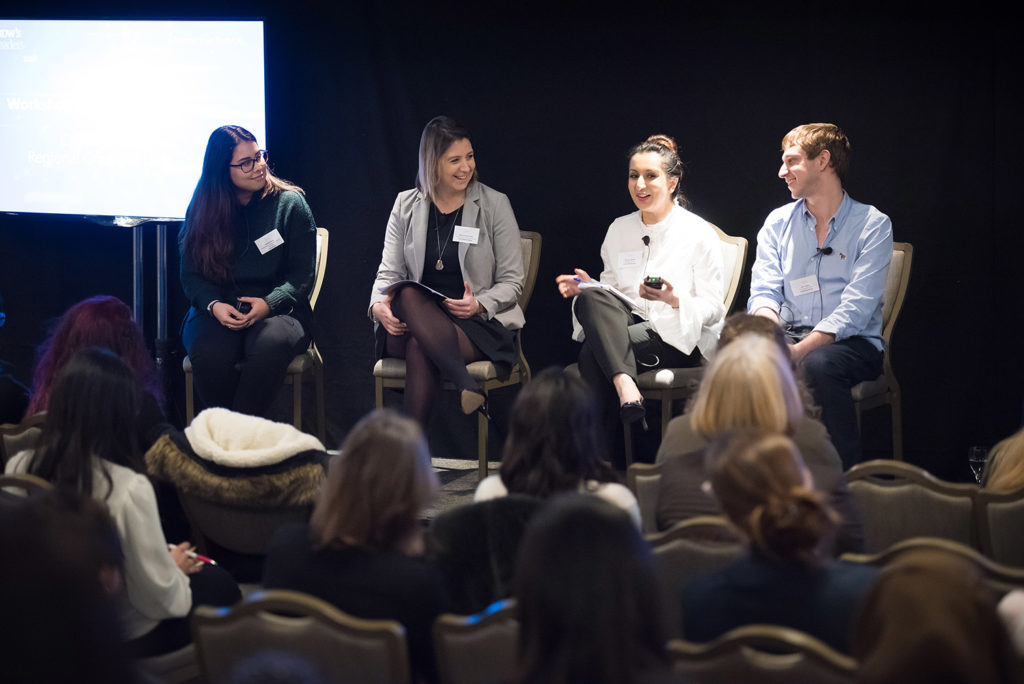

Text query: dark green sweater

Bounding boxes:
[180,190,317,327]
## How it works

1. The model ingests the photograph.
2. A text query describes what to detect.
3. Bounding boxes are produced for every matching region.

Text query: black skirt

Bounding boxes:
[373,287,518,373]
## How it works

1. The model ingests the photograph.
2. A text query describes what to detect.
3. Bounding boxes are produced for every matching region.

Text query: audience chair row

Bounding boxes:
[628,458,1024,566]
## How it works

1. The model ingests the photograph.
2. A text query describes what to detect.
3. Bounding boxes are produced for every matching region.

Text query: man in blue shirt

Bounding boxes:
[748,123,893,468]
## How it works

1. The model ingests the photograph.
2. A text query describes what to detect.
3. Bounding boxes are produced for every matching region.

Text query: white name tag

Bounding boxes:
[254,229,285,255]
[453,225,480,244]
[618,250,642,268]
[790,274,820,295]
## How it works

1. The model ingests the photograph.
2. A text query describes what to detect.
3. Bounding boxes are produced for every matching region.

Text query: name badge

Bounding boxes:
[790,274,820,296]
[453,225,480,244]
[618,250,642,268]
[255,229,285,255]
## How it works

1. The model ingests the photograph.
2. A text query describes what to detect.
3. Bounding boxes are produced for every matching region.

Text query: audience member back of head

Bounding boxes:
[513,494,677,684]
[680,429,877,654]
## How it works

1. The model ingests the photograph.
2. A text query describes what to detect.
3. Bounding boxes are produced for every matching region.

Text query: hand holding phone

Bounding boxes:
[643,276,664,290]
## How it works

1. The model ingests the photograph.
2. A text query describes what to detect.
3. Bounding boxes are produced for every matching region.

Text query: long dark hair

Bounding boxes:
[180,125,302,282]
[499,367,617,498]
[28,347,144,499]
[514,495,668,684]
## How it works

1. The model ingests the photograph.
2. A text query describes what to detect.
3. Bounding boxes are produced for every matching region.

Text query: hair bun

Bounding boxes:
[645,134,677,153]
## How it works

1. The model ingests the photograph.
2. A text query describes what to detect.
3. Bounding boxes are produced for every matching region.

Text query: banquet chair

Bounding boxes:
[433,599,518,684]
[649,518,744,638]
[184,227,329,441]
[841,536,1024,595]
[668,624,857,684]
[626,461,664,534]
[851,242,913,460]
[373,231,542,479]
[0,411,45,467]
[0,472,53,506]
[192,589,409,684]
[845,459,978,552]
[974,487,1024,567]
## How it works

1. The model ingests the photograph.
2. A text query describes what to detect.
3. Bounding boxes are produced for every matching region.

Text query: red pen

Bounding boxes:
[168,544,218,566]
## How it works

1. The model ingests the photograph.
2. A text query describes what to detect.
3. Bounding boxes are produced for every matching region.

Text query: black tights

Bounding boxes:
[387,285,483,424]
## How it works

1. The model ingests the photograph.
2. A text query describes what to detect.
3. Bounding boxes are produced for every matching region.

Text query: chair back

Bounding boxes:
[0,472,53,506]
[434,599,518,684]
[845,460,978,552]
[841,536,1024,595]
[880,242,913,345]
[975,488,1024,567]
[0,412,46,467]
[192,589,409,684]
[668,625,857,684]
[178,491,312,556]
[650,520,744,638]
[309,227,330,311]
[627,462,663,534]
[709,223,749,314]
[518,230,542,311]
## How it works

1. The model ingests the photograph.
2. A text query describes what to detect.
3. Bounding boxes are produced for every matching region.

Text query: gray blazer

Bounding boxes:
[369,181,526,330]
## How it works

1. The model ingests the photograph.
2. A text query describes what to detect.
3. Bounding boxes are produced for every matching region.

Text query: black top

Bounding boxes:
[420,202,465,298]
[263,522,450,683]
[682,551,879,654]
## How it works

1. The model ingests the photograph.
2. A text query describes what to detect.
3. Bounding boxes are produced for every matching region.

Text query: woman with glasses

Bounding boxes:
[369,116,524,424]
[179,125,317,418]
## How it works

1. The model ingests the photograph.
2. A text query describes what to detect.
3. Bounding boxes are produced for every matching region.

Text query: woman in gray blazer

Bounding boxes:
[369,116,525,424]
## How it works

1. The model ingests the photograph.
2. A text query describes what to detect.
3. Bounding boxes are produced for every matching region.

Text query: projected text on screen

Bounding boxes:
[0,20,266,219]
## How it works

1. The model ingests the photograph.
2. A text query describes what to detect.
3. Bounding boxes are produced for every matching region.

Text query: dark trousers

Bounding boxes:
[126,563,242,657]
[574,287,700,401]
[182,308,309,418]
[800,336,883,470]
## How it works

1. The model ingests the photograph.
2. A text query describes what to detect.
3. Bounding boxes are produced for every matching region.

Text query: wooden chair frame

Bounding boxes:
[841,536,1024,593]
[852,241,913,460]
[192,589,409,684]
[668,624,857,682]
[433,599,518,684]
[0,411,46,466]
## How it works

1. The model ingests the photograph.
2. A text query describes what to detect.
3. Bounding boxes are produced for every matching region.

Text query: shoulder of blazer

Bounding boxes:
[466,181,510,210]
[397,187,425,208]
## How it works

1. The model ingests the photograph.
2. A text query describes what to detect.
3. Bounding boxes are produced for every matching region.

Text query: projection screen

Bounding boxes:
[0,19,266,220]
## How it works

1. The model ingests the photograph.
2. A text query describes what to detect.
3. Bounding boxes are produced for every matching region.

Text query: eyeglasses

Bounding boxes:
[228,150,268,173]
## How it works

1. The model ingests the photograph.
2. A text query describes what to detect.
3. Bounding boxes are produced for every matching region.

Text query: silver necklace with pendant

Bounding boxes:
[433,204,462,271]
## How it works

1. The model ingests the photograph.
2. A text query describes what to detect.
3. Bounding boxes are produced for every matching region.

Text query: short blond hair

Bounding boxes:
[690,334,804,439]
[984,428,1024,494]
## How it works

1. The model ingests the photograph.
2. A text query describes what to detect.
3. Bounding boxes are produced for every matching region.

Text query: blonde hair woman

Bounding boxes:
[655,333,865,553]
[982,427,1024,494]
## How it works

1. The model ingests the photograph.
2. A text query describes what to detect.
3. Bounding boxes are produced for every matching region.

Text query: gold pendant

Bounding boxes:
[435,259,444,271]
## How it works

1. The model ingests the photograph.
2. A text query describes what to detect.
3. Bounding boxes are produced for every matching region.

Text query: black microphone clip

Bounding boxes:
[642,235,651,247]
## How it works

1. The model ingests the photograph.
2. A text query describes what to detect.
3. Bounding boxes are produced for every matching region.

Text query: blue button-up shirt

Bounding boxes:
[747,192,893,350]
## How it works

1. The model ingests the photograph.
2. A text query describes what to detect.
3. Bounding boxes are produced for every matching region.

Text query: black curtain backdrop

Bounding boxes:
[1,2,1020,480]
